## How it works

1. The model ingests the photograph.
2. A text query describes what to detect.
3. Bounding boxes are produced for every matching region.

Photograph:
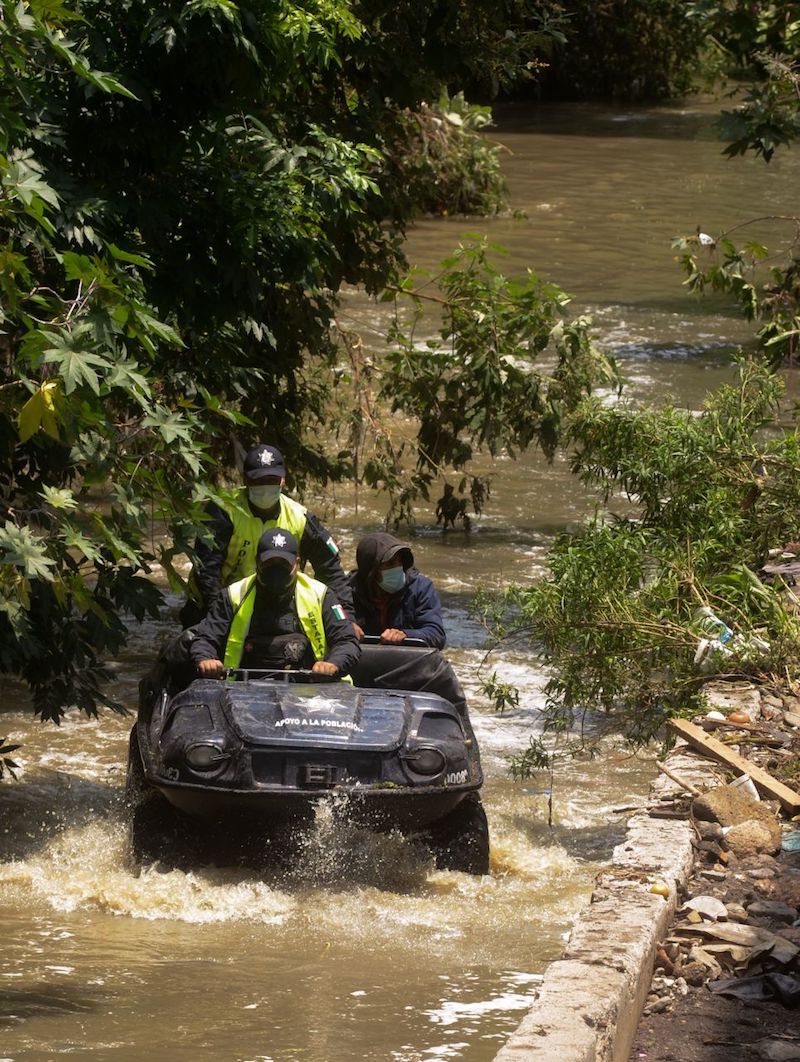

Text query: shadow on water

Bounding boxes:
[494,99,726,142]
[0,983,103,1026]
[0,772,124,862]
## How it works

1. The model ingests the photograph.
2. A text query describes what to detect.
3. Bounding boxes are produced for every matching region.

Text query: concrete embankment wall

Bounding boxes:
[494,748,722,1062]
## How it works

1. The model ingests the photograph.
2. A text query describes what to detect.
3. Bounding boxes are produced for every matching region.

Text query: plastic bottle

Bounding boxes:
[694,606,733,644]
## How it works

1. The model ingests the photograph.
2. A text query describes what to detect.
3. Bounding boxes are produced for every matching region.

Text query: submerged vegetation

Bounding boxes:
[487,360,800,771]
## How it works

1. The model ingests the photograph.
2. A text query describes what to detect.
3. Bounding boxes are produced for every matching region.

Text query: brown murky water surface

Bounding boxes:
[2,97,798,1060]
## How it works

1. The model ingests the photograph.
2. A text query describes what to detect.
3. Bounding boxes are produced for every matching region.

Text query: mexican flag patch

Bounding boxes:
[326,536,339,554]
[332,604,345,620]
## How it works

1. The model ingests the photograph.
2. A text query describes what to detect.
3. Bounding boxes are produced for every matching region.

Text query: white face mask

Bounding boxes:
[248,484,281,509]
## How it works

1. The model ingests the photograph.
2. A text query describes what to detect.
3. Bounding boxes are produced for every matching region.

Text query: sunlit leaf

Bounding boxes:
[0,521,56,581]
[17,380,61,441]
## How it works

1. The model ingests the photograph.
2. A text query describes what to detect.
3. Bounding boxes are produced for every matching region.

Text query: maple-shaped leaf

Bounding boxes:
[0,521,56,581]
[43,341,110,395]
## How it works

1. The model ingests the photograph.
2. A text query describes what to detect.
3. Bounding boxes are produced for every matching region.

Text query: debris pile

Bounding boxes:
[642,681,800,1020]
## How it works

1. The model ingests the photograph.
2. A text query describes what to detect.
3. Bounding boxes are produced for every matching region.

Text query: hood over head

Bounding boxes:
[355,532,414,582]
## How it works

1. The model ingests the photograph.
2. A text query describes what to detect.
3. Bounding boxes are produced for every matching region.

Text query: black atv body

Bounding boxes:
[128,640,489,874]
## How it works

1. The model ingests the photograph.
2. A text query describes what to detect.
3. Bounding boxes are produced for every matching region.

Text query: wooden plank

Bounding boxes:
[668,718,800,815]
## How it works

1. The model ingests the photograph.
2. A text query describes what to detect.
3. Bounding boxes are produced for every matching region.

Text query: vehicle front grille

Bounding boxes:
[251,752,384,788]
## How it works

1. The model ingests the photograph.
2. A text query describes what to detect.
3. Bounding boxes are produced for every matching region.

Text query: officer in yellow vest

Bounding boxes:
[181,443,353,627]
[189,528,360,680]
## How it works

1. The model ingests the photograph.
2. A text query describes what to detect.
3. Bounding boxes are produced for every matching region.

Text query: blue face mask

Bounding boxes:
[248,484,281,510]
[378,566,406,594]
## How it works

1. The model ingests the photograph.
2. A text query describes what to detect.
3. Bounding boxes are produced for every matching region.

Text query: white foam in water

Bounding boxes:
[424,990,537,1026]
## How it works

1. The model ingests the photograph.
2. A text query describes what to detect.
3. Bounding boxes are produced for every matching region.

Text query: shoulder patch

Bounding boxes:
[325,536,339,555]
[331,604,345,620]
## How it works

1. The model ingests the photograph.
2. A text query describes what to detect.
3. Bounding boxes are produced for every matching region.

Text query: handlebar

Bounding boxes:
[359,635,428,647]
[223,668,340,684]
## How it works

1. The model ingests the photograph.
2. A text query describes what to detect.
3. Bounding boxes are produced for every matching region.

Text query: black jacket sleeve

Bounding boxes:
[191,502,234,611]
[300,512,354,616]
[321,588,361,676]
[189,590,235,664]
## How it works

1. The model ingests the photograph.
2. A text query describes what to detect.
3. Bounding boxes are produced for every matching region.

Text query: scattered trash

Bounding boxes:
[727,712,751,725]
[692,607,770,670]
[709,972,800,1006]
[695,638,734,670]
[730,773,761,801]
[673,919,800,970]
[695,606,733,643]
[681,895,728,921]
[650,880,670,897]
[782,829,800,853]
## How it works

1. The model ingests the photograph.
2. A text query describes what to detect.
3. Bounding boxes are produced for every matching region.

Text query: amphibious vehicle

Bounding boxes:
[127,639,489,874]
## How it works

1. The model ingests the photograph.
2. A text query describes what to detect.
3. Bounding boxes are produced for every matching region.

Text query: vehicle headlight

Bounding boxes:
[404,746,446,776]
[185,743,228,770]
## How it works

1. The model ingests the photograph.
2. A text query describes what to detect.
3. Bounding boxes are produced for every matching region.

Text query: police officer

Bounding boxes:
[190,528,360,679]
[181,443,353,627]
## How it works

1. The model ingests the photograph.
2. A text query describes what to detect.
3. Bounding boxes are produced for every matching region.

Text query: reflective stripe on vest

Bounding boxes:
[221,490,308,587]
[223,571,328,670]
[187,491,308,606]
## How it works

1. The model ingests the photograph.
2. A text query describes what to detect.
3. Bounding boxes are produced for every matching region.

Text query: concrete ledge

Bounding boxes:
[494,749,723,1062]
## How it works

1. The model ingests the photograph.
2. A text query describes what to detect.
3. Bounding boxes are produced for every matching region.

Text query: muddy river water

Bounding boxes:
[2,97,798,1060]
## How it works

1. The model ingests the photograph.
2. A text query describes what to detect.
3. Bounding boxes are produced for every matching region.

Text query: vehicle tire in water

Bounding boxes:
[125,727,146,804]
[126,727,192,866]
[425,792,490,875]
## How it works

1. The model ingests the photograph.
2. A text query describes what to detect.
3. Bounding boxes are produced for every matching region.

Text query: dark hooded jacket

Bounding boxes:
[347,532,446,649]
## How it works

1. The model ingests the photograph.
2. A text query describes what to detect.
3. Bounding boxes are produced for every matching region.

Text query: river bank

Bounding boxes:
[495,680,800,1062]
[630,684,800,1062]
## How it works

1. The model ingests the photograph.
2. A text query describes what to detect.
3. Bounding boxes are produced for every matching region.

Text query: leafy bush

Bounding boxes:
[674,227,800,366]
[335,238,618,527]
[388,93,508,217]
[488,360,800,770]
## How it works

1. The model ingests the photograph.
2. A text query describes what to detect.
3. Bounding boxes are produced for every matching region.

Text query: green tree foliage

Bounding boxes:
[336,238,617,526]
[2,0,602,738]
[718,55,800,162]
[492,360,800,770]
[688,1,800,80]
[0,2,221,724]
[674,226,800,366]
[539,0,703,100]
[690,1,800,161]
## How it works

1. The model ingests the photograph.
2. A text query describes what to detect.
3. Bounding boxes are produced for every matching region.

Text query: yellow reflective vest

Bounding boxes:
[222,571,328,670]
[188,490,307,606]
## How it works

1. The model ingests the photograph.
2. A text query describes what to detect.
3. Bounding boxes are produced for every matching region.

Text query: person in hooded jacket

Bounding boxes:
[348,532,446,649]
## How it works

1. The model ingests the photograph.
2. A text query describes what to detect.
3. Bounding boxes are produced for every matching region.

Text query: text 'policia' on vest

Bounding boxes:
[180,443,354,627]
